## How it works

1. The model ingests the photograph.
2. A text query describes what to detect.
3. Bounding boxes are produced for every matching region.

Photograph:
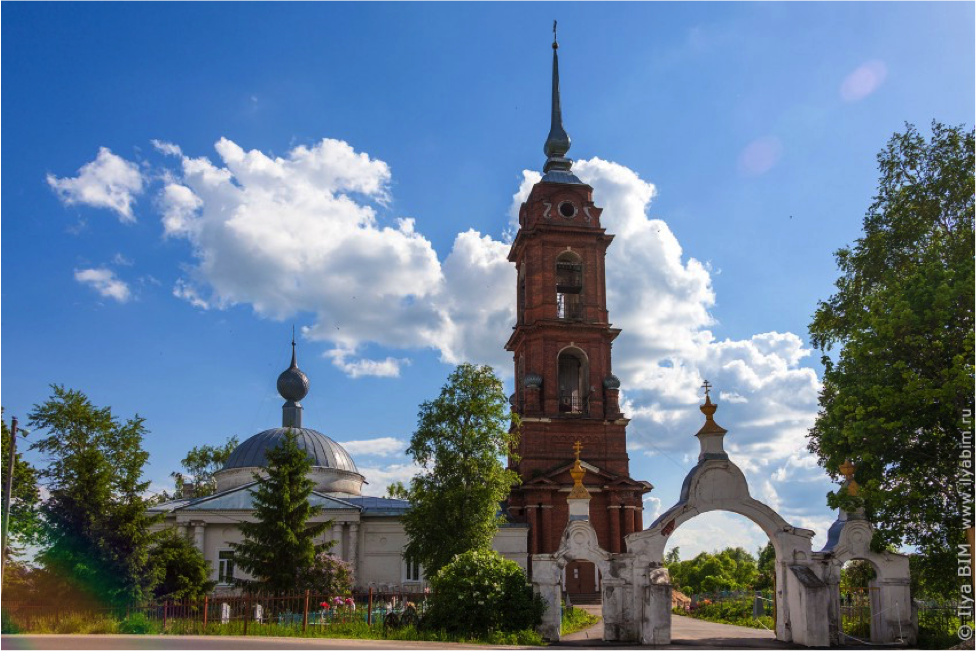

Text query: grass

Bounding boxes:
[561,604,600,636]
[2,612,545,645]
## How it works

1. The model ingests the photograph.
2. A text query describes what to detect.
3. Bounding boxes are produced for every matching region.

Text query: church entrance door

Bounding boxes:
[566,560,599,601]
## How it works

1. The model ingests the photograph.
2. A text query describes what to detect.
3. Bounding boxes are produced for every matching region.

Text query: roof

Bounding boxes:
[150,483,410,515]
[223,427,359,474]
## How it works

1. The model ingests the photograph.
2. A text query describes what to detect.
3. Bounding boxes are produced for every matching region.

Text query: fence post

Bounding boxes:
[368,587,373,626]
[203,595,209,632]
[302,589,309,632]
[163,599,168,631]
[244,595,250,636]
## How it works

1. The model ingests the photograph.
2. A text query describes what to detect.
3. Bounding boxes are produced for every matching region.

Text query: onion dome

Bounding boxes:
[277,338,309,402]
[524,373,543,389]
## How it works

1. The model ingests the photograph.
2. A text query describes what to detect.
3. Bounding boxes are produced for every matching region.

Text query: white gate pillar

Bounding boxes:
[640,567,672,645]
[532,555,562,641]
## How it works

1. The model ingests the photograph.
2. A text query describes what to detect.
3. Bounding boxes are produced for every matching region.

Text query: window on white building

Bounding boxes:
[404,557,422,583]
[218,550,235,585]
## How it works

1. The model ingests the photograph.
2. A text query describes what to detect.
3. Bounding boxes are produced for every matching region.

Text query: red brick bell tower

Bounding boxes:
[505,28,652,596]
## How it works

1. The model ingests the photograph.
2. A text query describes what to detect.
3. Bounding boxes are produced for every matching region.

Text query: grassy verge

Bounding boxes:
[2,612,544,646]
[561,605,600,636]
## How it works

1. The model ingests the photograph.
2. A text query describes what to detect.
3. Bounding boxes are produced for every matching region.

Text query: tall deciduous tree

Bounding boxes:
[1,414,42,560]
[171,437,239,498]
[401,363,520,575]
[808,122,974,597]
[231,429,333,594]
[28,386,161,605]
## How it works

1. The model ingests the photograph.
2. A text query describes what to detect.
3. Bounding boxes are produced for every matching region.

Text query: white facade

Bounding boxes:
[151,486,528,592]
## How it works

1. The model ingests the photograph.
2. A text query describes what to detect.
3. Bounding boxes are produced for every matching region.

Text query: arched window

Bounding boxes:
[556,251,583,320]
[557,347,588,414]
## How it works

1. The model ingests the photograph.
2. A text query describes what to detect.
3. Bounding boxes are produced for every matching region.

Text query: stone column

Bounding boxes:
[191,520,206,554]
[349,523,360,585]
[623,504,635,542]
[527,506,537,554]
[329,522,342,558]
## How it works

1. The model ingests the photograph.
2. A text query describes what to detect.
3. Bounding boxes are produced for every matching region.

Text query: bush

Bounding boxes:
[119,612,158,634]
[425,549,546,636]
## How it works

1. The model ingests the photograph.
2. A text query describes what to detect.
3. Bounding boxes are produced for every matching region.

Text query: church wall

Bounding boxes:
[157,510,528,592]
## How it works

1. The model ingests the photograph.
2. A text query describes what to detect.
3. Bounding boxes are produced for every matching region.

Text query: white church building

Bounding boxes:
[150,341,528,592]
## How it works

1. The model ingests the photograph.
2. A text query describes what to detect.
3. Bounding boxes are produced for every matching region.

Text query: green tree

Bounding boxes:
[230,429,333,594]
[401,363,520,575]
[171,437,238,498]
[150,528,215,600]
[385,481,409,500]
[28,386,161,605]
[664,546,680,566]
[808,122,974,597]
[667,547,760,594]
[755,542,776,591]
[1,414,42,561]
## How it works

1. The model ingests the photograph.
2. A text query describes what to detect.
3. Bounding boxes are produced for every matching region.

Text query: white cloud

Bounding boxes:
[357,462,420,498]
[840,60,887,102]
[47,147,144,221]
[338,436,405,458]
[151,139,183,157]
[74,267,131,302]
[643,496,663,521]
[327,349,408,378]
[665,511,770,559]
[160,138,445,368]
[112,252,134,266]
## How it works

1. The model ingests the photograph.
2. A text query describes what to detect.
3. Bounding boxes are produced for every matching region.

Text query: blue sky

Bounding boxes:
[3,2,973,558]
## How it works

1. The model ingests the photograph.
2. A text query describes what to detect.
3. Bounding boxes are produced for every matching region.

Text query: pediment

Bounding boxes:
[175,483,361,512]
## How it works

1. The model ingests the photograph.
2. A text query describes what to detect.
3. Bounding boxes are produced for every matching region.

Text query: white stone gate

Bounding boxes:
[625,393,829,646]
[532,390,916,647]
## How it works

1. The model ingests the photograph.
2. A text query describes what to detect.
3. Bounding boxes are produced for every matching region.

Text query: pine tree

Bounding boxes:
[231,429,333,594]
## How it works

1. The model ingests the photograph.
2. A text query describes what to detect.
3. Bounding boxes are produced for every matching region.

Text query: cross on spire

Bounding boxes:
[701,380,712,398]
[573,439,583,460]
[553,20,558,47]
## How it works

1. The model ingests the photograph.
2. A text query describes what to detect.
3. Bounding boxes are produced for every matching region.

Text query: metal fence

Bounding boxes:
[2,587,430,636]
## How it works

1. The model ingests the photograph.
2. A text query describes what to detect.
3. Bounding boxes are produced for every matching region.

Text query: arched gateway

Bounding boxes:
[533,393,835,646]
[625,391,828,645]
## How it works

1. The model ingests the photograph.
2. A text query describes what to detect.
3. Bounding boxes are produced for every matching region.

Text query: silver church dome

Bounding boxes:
[222,427,359,474]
